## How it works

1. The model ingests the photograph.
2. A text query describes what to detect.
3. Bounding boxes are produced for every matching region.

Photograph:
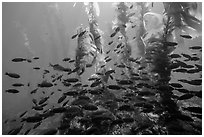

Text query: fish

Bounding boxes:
[169,54,181,58]
[5,89,20,94]
[24,128,31,135]
[117,64,126,68]
[116,43,122,48]
[5,72,20,78]
[83,104,98,111]
[19,111,27,118]
[33,67,40,70]
[62,82,72,87]
[189,56,200,61]
[26,59,32,63]
[173,68,187,73]
[64,78,79,83]
[169,83,183,88]
[187,79,202,86]
[107,85,121,90]
[33,57,40,60]
[105,69,115,75]
[58,94,67,104]
[8,124,23,135]
[69,59,75,63]
[108,41,114,45]
[38,81,53,88]
[22,116,43,123]
[180,34,192,39]
[182,107,202,114]
[177,94,194,100]
[176,88,190,93]
[12,57,27,62]
[90,80,102,87]
[12,83,24,87]
[130,4,133,9]
[32,105,43,111]
[109,74,114,80]
[71,33,78,39]
[49,63,71,72]
[62,58,70,62]
[73,83,82,87]
[62,100,69,107]
[105,58,112,62]
[30,88,38,94]
[110,32,117,37]
[78,30,86,37]
[181,53,192,59]
[33,121,41,129]
[187,69,200,73]
[38,96,49,105]
[189,46,202,50]
[163,41,178,47]
[64,91,78,96]
[94,35,101,40]
[32,99,37,106]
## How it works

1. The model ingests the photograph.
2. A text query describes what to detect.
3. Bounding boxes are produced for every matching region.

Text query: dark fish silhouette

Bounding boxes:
[38,81,53,88]
[78,30,86,37]
[176,88,190,93]
[12,83,24,87]
[64,91,78,96]
[33,57,40,60]
[187,69,200,73]
[5,72,20,78]
[22,116,43,123]
[116,43,122,48]
[177,94,194,100]
[30,88,38,94]
[189,46,201,50]
[90,80,102,87]
[8,124,23,135]
[32,99,38,106]
[58,95,66,104]
[71,33,78,39]
[49,63,71,72]
[19,111,27,118]
[180,34,192,39]
[107,85,121,90]
[24,128,31,135]
[110,31,117,37]
[94,35,101,40]
[108,41,114,45]
[181,53,192,59]
[173,68,187,73]
[105,58,112,62]
[169,83,183,88]
[5,89,20,93]
[163,41,178,47]
[62,58,70,62]
[105,69,115,75]
[64,78,79,83]
[12,58,27,62]
[33,121,41,129]
[69,59,75,63]
[26,59,32,63]
[39,96,49,105]
[33,67,40,70]
[169,54,181,58]
[182,107,202,114]
[130,4,133,9]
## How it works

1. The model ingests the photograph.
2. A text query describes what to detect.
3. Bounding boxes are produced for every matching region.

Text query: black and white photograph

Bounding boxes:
[2,1,202,135]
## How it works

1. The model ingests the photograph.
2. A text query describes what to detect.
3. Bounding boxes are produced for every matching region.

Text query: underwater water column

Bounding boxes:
[113,2,133,79]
